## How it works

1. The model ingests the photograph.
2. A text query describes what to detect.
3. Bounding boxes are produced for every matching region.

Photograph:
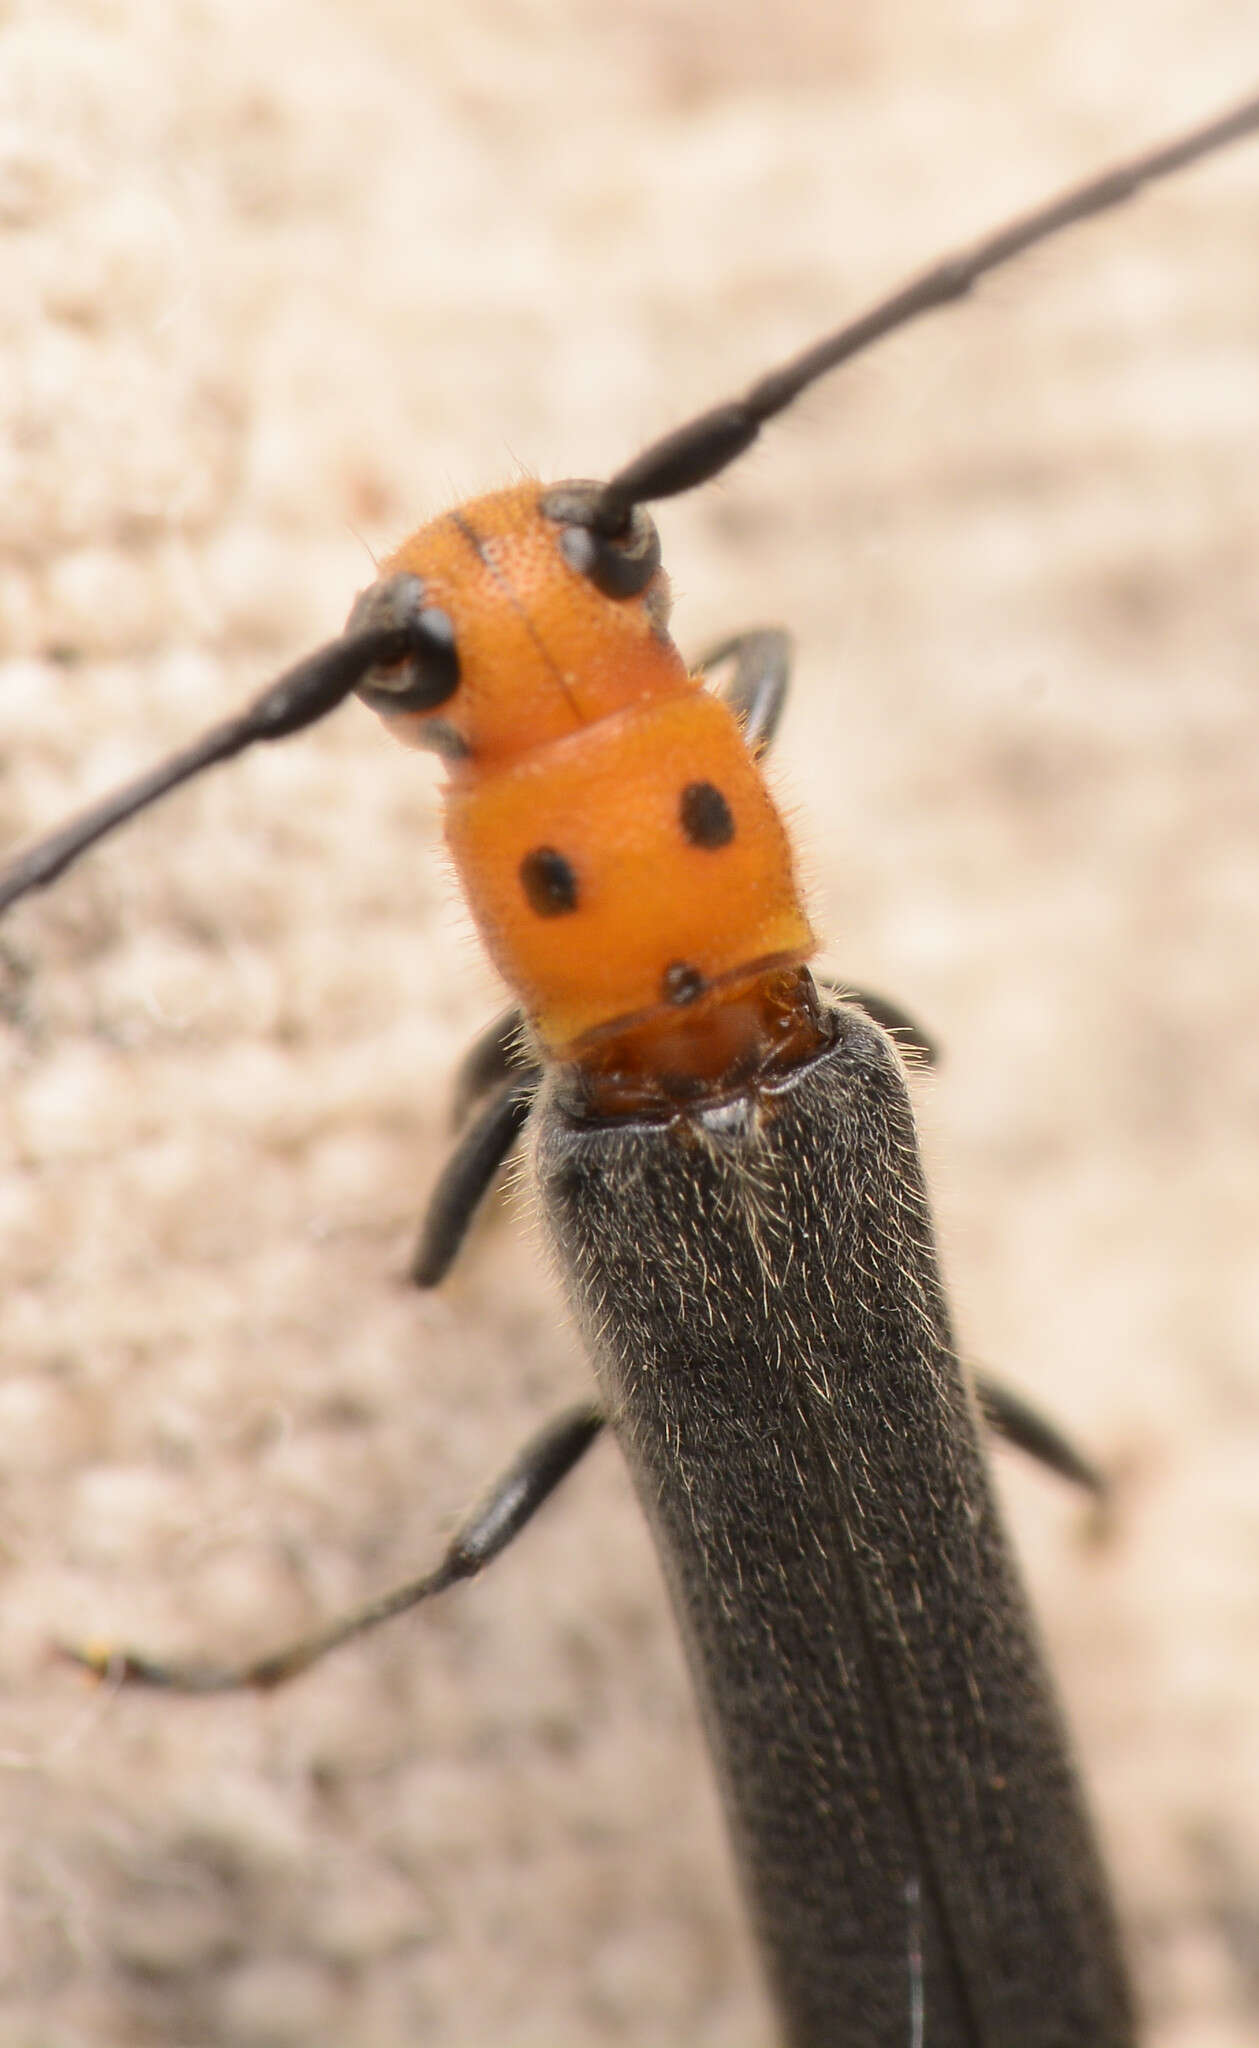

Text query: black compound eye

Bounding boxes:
[679,781,734,849]
[520,846,579,917]
[348,576,461,715]
[540,481,662,600]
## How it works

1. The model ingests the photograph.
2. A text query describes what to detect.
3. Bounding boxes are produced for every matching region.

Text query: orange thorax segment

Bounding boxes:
[444,689,815,1055]
[376,482,691,768]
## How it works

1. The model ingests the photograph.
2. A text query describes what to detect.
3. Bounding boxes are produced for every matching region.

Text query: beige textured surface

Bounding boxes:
[2,3,1258,2042]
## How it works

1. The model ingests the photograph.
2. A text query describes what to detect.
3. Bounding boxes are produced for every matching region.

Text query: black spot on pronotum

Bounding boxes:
[520,847,579,917]
[679,781,735,849]
[662,961,706,1007]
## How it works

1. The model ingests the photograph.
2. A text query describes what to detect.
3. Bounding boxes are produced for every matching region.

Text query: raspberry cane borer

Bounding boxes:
[3,92,1257,2047]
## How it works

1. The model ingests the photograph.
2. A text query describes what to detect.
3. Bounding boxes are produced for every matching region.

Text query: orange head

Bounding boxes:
[353,480,684,768]
[349,479,818,1094]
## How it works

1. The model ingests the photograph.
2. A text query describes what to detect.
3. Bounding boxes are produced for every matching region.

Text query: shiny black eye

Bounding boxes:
[348,575,461,714]
[540,481,662,600]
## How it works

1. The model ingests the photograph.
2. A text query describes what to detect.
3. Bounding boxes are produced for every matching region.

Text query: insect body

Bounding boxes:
[335,487,1131,2040]
[4,91,1258,2047]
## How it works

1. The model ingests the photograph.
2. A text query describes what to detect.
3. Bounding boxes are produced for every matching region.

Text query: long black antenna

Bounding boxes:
[0,613,423,913]
[2,89,1257,910]
[591,89,1259,529]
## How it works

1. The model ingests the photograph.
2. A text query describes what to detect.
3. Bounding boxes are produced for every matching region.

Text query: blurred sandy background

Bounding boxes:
[1,2,1258,2042]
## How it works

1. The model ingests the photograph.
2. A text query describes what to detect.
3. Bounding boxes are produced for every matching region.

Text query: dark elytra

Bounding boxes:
[535,1006,1133,2045]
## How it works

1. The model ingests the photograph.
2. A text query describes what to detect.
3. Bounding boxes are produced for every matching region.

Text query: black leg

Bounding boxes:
[974,1372,1109,1502]
[411,1073,539,1288]
[699,627,793,757]
[448,1007,536,1127]
[67,1403,606,1693]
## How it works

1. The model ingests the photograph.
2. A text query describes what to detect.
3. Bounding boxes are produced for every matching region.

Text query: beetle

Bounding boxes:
[2,24,1259,2039]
